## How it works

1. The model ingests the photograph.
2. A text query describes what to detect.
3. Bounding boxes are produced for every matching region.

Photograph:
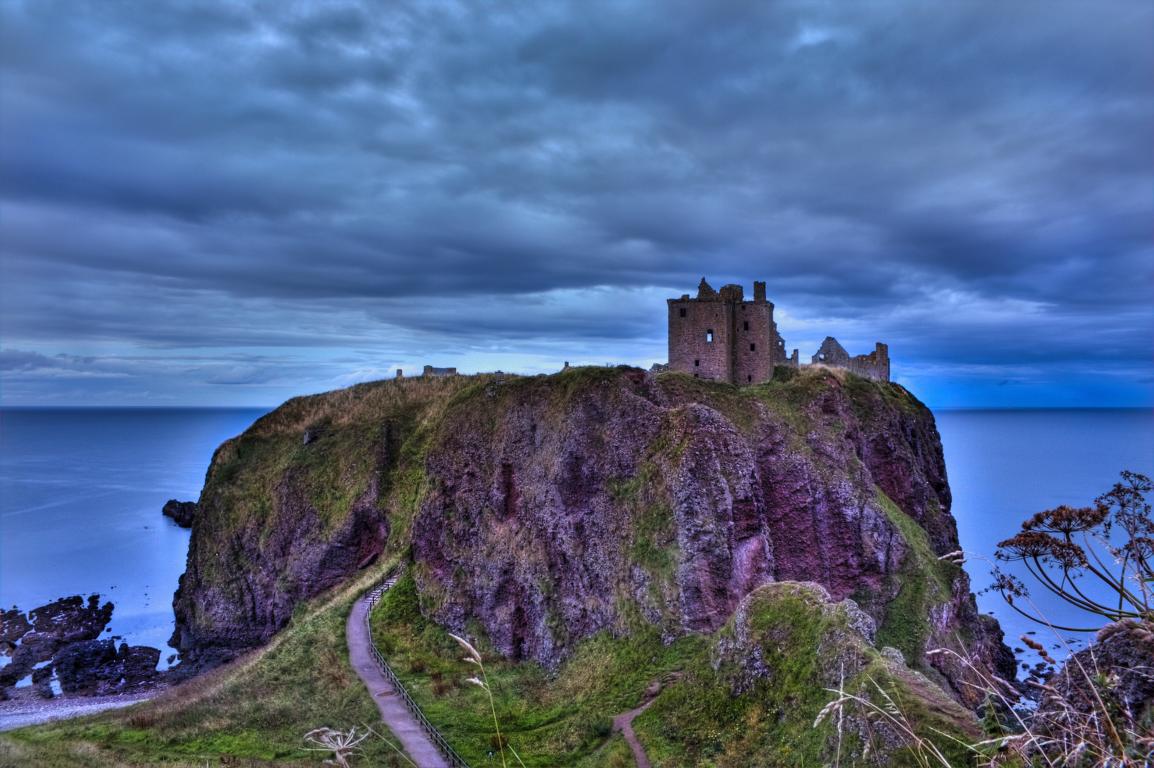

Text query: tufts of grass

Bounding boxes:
[871,490,960,665]
[1,563,410,767]
[371,576,977,768]
[371,571,708,766]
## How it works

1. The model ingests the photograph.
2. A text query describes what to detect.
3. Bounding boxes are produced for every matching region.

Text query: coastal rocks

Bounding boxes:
[0,595,158,700]
[1038,620,1154,731]
[1,609,31,647]
[53,640,161,695]
[161,499,198,528]
[0,596,113,689]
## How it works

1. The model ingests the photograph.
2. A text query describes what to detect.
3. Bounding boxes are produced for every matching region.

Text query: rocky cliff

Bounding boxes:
[172,366,1012,705]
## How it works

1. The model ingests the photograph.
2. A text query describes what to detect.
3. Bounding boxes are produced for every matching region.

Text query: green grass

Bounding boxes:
[871,490,962,664]
[372,577,978,768]
[371,571,708,766]
[0,564,410,768]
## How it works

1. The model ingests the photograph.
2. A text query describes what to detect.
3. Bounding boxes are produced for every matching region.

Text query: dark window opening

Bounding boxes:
[743,321,749,331]
[750,343,756,351]
[747,375,752,382]
[694,359,700,367]
[693,373,699,378]
[706,329,714,343]
[679,308,686,318]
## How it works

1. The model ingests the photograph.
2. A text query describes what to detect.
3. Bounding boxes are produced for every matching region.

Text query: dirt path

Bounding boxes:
[612,696,658,768]
[347,596,450,768]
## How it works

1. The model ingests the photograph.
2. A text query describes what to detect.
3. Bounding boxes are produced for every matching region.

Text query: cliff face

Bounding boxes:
[172,367,1011,704]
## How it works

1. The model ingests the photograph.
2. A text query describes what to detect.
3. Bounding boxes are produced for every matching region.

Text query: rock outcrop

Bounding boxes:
[0,595,161,699]
[170,366,1012,706]
[0,596,113,689]
[161,499,198,528]
[1037,620,1154,737]
[52,640,161,695]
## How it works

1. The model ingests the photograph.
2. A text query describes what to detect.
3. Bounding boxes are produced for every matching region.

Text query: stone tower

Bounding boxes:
[667,278,788,385]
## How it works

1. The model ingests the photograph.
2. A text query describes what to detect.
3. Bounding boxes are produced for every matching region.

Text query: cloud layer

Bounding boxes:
[2,0,1151,406]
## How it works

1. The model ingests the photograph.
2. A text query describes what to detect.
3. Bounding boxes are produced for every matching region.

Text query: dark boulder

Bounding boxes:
[162,499,198,528]
[0,595,113,690]
[53,639,160,695]
[1038,620,1154,731]
[31,665,54,699]
[1,608,31,646]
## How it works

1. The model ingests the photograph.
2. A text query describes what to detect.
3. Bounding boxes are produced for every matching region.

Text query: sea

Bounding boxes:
[0,407,1150,675]
[938,408,1153,661]
[0,408,267,668]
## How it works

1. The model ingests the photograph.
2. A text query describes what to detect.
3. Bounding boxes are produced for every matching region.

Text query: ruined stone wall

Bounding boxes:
[667,282,889,383]
[812,337,851,367]
[810,338,889,381]
[847,343,890,382]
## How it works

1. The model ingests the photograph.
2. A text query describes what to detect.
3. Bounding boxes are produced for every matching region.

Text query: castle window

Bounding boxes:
[747,375,752,382]
[679,308,686,318]
[743,321,749,331]
[706,329,714,343]
[694,359,700,367]
[750,343,756,351]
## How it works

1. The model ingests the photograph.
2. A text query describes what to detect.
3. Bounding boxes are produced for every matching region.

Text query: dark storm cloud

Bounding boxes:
[1,0,1151,405]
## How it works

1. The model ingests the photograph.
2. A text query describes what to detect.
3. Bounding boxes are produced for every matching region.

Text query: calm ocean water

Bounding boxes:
[938,409,1153,658]
[0,408,267,666]
[1,407,1150,669]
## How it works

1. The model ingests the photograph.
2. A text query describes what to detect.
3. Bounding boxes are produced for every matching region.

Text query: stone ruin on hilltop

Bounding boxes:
[666,278,889,384]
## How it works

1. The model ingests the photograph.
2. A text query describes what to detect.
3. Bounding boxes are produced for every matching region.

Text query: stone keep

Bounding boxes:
[667,278,789,385]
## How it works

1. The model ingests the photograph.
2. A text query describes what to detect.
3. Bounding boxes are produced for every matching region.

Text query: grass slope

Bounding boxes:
[0,563,409,768]
[371,574,978,767]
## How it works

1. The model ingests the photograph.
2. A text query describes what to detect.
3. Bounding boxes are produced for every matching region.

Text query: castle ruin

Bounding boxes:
[667,278,889,384]
[811,336,890,382]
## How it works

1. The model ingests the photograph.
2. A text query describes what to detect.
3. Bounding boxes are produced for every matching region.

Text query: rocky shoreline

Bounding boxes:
[0,686,161,732]
[1,595,164,703]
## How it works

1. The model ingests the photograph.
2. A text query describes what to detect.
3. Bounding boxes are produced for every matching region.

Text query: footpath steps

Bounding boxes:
[348,569,467,768]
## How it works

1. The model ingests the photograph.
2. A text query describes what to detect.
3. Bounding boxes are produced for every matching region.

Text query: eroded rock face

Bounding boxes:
[713,583,878,696]
[171,473,388,658]
[170,367,1010,706]
[409,368,1009,704]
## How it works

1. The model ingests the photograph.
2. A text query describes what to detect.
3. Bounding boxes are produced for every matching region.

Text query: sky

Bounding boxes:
[1,0,1151,408]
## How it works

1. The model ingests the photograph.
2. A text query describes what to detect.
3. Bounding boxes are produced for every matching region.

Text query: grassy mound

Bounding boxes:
[370,575,978,767]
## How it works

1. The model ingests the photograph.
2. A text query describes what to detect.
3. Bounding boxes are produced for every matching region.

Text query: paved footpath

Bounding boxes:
[347,595,450,768]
